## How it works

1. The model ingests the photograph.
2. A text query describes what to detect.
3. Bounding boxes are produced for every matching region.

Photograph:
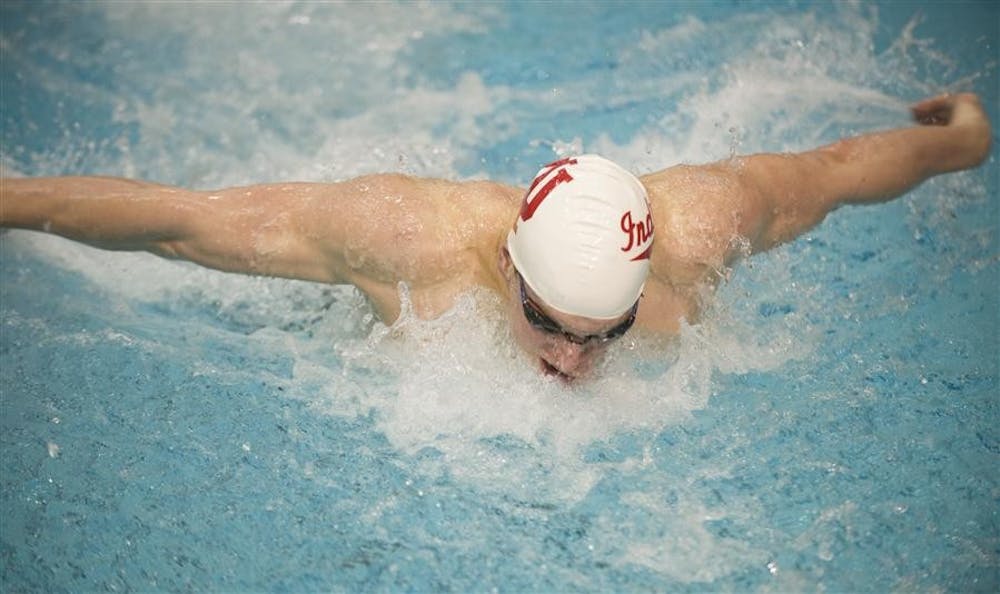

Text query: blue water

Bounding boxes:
[2,1,998,592]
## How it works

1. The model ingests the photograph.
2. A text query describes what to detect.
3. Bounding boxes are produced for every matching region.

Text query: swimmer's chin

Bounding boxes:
[540,358,578,384]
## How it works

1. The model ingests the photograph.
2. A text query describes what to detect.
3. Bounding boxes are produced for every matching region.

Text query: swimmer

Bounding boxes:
[1,93,992,381]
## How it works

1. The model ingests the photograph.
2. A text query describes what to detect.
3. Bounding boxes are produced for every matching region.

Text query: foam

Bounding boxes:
[288,281,809,504]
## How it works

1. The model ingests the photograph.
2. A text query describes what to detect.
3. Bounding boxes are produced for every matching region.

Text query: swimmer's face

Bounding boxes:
[500,249,635,381]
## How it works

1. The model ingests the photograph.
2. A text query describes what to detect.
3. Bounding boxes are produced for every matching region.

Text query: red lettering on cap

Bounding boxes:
[519,157,578,222]
[620,211,654,254]
[630,244,653,261]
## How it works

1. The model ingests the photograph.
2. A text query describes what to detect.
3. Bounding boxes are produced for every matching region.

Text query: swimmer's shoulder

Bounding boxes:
[431,176,523,248]
[350,173,520,217]
[326,173,518,232]
[343,175,522,321]
[331,173,519,283]
[642,162,754,284]
[446,177,523,220]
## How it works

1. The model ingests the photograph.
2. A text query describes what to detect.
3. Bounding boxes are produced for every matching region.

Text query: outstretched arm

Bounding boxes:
[1,172,520,322]
[737,93,992,252]
[0,174,478,290]
[1,176,350,283]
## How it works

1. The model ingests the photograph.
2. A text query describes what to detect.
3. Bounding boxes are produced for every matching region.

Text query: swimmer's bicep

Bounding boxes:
[159,176,448,287]
[736,151,846,253]
[151,183,355,284]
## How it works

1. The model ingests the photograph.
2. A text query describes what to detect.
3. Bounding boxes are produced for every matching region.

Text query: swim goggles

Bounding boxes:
[517,273,638,345]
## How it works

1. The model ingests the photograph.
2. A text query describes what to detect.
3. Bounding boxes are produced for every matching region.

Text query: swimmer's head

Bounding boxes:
[506,155,653,320]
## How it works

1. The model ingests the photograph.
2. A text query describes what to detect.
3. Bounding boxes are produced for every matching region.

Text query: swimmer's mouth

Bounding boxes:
[540,358,575,383]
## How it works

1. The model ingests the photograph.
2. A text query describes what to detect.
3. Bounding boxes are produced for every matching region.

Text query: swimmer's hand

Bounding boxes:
[910,93,992,171]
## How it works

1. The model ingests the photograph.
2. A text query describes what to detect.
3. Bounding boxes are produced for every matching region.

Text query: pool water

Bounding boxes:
[2,1,997,591]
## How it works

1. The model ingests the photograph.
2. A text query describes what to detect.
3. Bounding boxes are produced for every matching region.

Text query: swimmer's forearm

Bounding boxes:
[817,122,991,206]
[0,176,196,250]
[740,95,991,252]
[829,93,991,206]
[0,175,358,285]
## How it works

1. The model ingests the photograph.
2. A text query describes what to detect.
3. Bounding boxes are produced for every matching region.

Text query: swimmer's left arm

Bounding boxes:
[738,92,992,252]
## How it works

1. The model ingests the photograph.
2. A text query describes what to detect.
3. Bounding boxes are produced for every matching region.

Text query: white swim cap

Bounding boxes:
[506,154,654,320]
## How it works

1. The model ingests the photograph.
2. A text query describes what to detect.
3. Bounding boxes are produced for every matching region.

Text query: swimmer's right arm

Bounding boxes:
[0,174,498,311]
[0,175,381,284]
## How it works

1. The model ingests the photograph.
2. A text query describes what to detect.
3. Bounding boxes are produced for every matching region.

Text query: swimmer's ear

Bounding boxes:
[497,246,514,280]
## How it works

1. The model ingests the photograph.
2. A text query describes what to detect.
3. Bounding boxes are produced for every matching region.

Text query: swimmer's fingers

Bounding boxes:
[910,94,956,126]
[910,92,985,127]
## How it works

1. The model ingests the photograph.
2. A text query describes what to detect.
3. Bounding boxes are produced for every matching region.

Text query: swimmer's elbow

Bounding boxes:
[742,151,844,251]
[149,239,185,260]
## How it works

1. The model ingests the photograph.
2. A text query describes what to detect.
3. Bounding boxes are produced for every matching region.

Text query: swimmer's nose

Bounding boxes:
[545,341,596,378]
